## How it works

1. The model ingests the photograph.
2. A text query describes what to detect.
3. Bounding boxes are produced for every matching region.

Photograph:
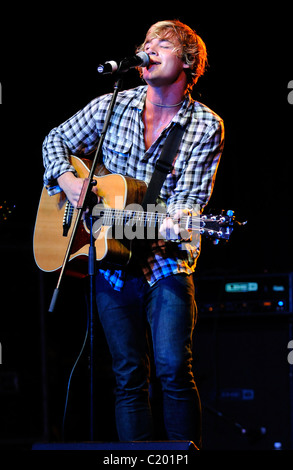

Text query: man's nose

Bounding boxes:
[146,42,158,55]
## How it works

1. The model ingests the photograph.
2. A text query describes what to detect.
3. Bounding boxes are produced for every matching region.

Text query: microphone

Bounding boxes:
[97,51,149,75]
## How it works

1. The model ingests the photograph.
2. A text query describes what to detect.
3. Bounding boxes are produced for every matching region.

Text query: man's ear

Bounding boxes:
[183,62,190,69]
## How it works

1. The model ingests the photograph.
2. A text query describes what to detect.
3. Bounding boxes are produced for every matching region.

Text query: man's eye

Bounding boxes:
[160,42,172,49]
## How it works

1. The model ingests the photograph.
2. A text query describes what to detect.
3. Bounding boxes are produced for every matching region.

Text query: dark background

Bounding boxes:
[0,4,292,451]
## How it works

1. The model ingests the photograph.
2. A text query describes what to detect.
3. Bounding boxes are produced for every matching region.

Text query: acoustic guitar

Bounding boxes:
[33,156,235,274]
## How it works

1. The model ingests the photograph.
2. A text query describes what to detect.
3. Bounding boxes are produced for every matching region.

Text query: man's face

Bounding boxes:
[141,34,189,88]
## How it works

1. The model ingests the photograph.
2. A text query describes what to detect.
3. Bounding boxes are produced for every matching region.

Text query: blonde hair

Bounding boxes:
[136,19,208,93]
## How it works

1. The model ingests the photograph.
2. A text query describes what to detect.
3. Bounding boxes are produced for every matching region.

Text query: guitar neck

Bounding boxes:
[103,207,174,227]
[93,207,233,241]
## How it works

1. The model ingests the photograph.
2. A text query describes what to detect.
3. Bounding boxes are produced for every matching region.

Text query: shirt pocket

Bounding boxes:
[103,131,133,156]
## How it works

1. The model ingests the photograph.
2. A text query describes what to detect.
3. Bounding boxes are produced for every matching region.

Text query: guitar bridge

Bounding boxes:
[63,201,74,237]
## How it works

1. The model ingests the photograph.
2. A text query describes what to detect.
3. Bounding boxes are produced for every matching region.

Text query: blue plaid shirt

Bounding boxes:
[43,85,224,290]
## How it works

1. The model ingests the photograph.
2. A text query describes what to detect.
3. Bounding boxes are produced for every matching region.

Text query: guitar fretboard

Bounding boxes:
[93,207,232,240]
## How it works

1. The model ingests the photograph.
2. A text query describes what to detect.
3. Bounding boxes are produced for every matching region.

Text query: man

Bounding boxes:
[43,20,224,448]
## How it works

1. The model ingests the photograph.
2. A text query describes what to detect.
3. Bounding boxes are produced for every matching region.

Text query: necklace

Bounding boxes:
[147,97,184,108]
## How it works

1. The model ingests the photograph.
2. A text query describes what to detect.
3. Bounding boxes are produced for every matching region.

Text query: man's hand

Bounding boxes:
[57,172,98,208]
[159,209,192,242]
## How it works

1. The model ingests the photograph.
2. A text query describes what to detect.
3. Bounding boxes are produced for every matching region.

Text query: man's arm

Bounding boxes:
[168,118,224,215]
[161,118,224,242]
[42,96,103,196]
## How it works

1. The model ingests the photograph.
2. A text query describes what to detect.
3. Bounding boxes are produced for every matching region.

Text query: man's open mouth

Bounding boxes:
[147,60,161,69]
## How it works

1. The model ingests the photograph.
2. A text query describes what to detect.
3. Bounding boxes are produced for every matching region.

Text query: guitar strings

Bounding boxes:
[99,210,198,229]
[94,208,225,227]
[72,201,227,227]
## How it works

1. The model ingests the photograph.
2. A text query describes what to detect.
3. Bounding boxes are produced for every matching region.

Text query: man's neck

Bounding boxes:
[146,85,185,110]
[143,86,184,150]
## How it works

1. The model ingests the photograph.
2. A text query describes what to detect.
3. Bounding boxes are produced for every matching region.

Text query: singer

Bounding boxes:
[42,20,224,448]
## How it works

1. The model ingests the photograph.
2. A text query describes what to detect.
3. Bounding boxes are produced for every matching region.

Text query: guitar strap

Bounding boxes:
[141,123,185,210]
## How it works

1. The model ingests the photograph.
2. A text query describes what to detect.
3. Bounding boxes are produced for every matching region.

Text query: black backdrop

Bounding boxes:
[0,5,292,450]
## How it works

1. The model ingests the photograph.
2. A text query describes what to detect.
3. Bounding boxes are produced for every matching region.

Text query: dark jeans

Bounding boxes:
[96,269,202,447]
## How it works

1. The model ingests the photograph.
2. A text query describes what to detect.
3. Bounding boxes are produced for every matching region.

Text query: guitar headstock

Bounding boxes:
[200,210,235,243]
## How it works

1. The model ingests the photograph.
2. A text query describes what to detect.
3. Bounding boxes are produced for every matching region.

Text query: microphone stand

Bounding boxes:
[48,75,124,441]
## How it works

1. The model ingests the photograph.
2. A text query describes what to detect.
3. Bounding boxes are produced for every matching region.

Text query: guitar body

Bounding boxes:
[33,156,147,274]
